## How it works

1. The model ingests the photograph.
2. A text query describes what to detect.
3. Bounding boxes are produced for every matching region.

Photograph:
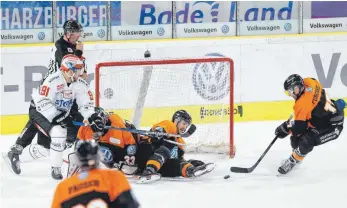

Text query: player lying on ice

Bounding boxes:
[134,110,215,183]
[67,109,215,183]
[275,74,345,175]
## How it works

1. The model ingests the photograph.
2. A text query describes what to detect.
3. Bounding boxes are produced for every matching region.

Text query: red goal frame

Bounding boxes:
[95,57,235,157]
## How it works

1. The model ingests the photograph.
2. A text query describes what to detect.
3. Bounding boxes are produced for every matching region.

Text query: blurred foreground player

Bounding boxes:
[275,74,345,174]
[136,110,215,183]
[52,139,140,208]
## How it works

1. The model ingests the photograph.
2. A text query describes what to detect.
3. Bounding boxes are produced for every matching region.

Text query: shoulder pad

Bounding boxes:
[48,75,60,83]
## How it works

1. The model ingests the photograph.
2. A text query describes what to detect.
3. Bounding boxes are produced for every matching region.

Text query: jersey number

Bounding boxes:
[40,86,50,96]
[124,156,135,166]
[72,199,107,208]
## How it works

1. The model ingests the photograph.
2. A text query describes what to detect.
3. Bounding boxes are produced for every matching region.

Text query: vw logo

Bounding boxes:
[157,27,165,36]
[192,53,230,101]
[221,25,229,34]
[284,23,292,31]
[38,32,45,40]
[98,29,106,38]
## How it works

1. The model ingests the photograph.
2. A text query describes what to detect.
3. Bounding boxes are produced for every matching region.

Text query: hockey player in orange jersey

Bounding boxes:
[275,74,345,174]
[52,139,140,208]
[65,107,138,177]
[77,108,137,169]
[135,110,215,183]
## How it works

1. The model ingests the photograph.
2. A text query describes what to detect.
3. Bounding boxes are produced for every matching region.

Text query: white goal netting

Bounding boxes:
[94,57,234,156]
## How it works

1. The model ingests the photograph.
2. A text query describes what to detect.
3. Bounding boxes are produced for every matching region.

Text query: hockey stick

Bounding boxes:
[230,136,279,173]
[230,114,293,174]
[73,121,195,146]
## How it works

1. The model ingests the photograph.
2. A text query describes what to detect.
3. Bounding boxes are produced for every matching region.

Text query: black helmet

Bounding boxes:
[94,107,109,125]
[63,20,83,35]
[172,110,192,124]
[284,74,304,91]
[75,139,99,168]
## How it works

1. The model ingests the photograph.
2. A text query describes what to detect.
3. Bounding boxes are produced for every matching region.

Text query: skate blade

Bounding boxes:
[136,174,161,184]
[1,152,18,175]
[194,163,216,177]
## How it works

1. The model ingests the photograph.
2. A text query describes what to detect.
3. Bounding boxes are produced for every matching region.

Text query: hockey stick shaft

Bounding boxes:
[230,136,278,173]
[230,114,293,173]
[73,121,186,146]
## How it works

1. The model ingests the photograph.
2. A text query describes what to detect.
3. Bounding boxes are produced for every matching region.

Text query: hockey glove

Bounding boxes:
[275,121,290,139]
[88,113,105,133]
[187,159,205,167]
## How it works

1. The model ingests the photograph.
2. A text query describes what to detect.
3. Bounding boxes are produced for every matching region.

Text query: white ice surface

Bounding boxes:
[1,121,347,208]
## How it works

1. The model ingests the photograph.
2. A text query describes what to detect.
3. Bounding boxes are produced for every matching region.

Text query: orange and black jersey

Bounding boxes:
[150,120,185,158]
[78,114,136,148]
[291,78,337,136]
[51,168,139,208]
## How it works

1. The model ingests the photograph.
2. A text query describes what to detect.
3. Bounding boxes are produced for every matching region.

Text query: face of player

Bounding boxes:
[285,85,301,100]
[176,120,190,134]
[66,32,81,44]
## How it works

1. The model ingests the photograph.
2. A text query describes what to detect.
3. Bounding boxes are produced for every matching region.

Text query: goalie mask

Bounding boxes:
[94,107,109,125]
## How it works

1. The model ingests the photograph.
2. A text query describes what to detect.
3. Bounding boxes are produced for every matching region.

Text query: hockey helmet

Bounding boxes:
[61,54,85,77]
[284,74,304,96]
[63,20,83,35]
[94,107,109,125]
[75,139,100,168]
[172,110,192,125]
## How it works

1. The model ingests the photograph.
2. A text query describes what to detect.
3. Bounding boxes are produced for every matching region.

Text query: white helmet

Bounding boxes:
[60,54,85,82]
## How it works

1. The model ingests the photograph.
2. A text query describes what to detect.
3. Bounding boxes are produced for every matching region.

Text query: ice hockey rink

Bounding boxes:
[1,120,346,208]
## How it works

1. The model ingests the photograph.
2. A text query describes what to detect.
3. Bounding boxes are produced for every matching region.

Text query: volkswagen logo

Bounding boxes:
[38,32,45,40]
[221,25,229,34]
[192,53,230,101]
[98,29,106,38]
[157,27,165,36]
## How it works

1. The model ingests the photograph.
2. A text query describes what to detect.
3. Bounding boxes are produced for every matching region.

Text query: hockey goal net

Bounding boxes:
[94,56,235,157]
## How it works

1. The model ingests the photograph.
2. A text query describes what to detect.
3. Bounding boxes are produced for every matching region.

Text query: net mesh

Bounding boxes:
[95,57,234,155]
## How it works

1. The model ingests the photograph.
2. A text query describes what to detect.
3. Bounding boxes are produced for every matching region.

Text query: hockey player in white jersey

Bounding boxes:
[4,54,102,180]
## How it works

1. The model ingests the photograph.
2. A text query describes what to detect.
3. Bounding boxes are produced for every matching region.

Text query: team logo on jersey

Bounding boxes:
[127,145,137,156]
[192,53,230,101]
[63,90,73,99]
[170,146,178,159]
[99,146,113,162]
[67,48,73,53]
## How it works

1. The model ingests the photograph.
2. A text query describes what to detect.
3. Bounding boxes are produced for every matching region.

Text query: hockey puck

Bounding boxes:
[224,175,230,179]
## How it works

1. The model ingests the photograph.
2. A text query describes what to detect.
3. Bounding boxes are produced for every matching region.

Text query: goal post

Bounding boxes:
[95,56,235,157]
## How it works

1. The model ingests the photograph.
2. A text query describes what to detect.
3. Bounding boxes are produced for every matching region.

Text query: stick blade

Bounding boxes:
[230,166,252,173]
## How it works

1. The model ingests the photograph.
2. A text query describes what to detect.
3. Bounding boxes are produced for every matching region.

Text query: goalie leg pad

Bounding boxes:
[49,125,67,167]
